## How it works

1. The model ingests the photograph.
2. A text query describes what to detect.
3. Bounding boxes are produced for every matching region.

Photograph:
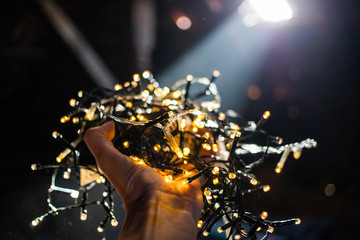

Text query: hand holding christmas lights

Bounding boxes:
[85,121,204,240]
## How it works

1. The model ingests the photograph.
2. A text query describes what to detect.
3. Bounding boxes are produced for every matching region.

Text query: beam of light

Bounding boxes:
[158,13,275,112]
[38,0,117,88]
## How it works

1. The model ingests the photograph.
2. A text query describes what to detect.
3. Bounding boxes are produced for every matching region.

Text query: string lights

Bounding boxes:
[31,70,316,239]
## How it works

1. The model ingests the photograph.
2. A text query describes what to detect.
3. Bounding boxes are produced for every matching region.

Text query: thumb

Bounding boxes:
[84,121,137,190]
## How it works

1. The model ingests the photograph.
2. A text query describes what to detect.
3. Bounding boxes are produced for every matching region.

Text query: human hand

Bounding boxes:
[84,121,204,240]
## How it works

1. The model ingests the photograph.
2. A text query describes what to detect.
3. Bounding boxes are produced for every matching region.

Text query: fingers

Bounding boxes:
[84,121,137,188]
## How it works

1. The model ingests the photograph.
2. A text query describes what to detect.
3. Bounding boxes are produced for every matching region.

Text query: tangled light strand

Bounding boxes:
[31,70,317,239]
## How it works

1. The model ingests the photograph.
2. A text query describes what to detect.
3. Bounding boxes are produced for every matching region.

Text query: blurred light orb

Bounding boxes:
[176,16,192,30]
[247,85,262,100]
[324,183,336,197]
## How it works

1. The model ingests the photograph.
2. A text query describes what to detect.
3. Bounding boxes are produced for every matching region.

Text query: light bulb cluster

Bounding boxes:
[31,70,316,239]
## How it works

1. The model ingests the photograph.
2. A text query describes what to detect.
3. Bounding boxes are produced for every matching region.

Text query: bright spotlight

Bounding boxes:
[239,0,293,27]
[249,0,293,22]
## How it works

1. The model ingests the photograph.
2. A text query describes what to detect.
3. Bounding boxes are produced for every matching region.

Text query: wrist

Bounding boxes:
[119,189,202,240]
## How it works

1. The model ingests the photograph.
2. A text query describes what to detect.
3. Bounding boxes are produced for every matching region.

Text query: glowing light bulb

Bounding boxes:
[172,90,182,99]
[97,226,104,233]
[250,178,258,185]
[234,235,241,240]
[123,141,130,148]
[31,164,37,171]
[186,74,193,81]
[180,119,187,130]
[153,144,161,151]
[133,73,140,81]
[260,211,268,220]
[228,173,236,179]
[141,90,150,98]
[137,114,145,121]
[52,131,59,139]
[218,112,226,121]
[96,176,105,184]
[72,117,79,124]
[275,166,282,174]
[213,178,219,185]
[69,98,77,107]
[263,185,271,192]
[213,70,221,78]
[204,189,212,196]
[130,115,136,121]
[293,150,302,159]
[142,70,151,79]
[212,167,220,175]
[217,227,223,233]
[111,218,118,227]
[165,175,173,182]
[192,126,198,133]
[267,226,274,233]
[80,212,87,221]
[114,84,122,91]
[175,148,184,158]
[32,219,40,226]
[295,218,301,224]
[263,111,271,119]
[125,102,132,108]
[60,116,69,123]
[212,144,219,152]
[202,143,212,151]
[77,90,83,98]
[197,220,203,228]
[183,147,190,156]
[202,230,209,236]
[202,132,210,139]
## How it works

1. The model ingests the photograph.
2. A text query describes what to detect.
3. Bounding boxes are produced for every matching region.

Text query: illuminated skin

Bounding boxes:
[84,121,204,240]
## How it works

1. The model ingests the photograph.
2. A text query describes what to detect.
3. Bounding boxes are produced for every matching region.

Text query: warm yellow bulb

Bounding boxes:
[153,144,161,151]
[97,226,104,233]
[213,178,219,185]
[52,131,59,138]
[154,88,162,96]
[133,73,140,81]
[114,84,122,91]
[217,227,223,233]
[250,179,258,185]
[197,220,203,228]
[111,218,118,227]
[293,150,302,159]
[202,143,212,151]
[204,189,212,197]
[123,141,130,148]
[260,211,268,220]
[186,74,194,81]
[218,112,226,121]
[69,98,77,107]
[228,173,236,179]
[175,148,184,158]
[137,114,145,121]
[77,90,83,98]
[212,166,220,175]
[125,102,133,108]
[275,167,282,174]
[141,90,150,98]
[72,117,79,124]
[263,111,271,119]
[267,226,274,233]
[165,175,173,182]
[60,116,69,123]
[234,235,241,240]
[263,185,271,192]
[212,144,219,152]
[295,218,301,225]
[180,119,187,130]
[130,115,136,121]
[32,219,40,226]
[192,126,198,133]
[172,90,182,99]
[183,147,190,156]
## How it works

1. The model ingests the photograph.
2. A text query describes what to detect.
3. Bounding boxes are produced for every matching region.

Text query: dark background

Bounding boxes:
[1,0,359,239]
